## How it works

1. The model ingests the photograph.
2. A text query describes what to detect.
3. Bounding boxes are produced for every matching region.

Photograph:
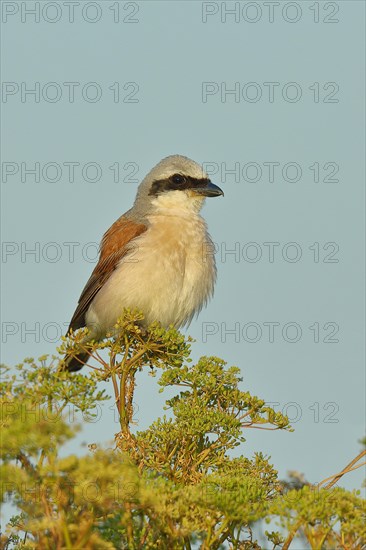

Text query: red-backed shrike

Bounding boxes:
[65,155,223,371]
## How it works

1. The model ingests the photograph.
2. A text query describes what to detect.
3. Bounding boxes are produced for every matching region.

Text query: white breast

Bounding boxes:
[86,209,216,336]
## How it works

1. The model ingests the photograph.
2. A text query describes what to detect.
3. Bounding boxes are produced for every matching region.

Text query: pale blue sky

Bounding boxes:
[1,0,365,515]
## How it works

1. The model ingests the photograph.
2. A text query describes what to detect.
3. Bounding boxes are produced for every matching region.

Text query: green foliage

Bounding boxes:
[1,311,365,549]
[136,357,290,484]
[272,485,365,549]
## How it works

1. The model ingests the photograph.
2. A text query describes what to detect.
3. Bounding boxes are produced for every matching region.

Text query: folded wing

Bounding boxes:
[68,216,147,333]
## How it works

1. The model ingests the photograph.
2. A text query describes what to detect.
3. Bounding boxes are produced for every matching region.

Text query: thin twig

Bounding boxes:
[318,450,366,490]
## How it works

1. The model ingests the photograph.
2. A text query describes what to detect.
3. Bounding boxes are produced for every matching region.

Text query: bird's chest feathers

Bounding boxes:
[89,211,216,330]
[99,212,217,328]
[130,214,214,290]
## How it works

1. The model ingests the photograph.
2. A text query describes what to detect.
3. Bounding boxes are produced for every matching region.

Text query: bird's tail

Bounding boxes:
[63,351,90,372]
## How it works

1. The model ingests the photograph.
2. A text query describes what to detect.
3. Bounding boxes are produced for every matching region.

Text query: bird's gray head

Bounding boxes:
[129,155,223,220]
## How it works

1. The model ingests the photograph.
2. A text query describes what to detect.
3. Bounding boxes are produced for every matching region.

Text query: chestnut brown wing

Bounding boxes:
[67,216,147,333]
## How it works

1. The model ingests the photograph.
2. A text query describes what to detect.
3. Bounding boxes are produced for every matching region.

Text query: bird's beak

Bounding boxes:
[193,181,224,197]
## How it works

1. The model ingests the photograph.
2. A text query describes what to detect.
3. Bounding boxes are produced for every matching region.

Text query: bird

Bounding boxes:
[64,154,224,371]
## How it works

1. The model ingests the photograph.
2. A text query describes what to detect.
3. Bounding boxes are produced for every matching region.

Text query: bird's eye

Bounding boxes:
[172,174,185,185]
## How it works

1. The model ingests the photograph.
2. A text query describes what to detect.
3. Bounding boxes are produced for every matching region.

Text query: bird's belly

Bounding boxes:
[86,218,215,336]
